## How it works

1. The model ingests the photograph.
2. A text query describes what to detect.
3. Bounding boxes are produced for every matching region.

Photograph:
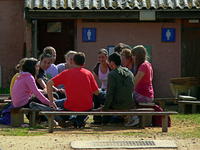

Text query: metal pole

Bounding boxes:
[32,20,38,58]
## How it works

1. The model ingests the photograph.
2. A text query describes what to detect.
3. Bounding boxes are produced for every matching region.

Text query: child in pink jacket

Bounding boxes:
[11,58,56,109]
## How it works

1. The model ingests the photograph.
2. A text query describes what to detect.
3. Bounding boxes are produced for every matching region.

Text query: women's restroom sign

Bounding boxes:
[82,28,96,42]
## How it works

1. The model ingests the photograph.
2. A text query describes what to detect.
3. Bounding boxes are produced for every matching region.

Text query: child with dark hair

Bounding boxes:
[37,53,65,99]
[36,53,53,90]
[11,58,54,108]
[114,43,132,54]
[94,53,135,125]
[47,52,99,128]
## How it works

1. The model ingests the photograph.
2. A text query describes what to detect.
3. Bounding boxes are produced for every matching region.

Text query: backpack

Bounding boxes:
[0,103,13,125]
[152,105,171,127]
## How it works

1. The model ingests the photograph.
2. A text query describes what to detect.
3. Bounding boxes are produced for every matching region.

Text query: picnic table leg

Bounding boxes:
[162,115,168,132]
[48,114,54,133]
[192,104,197,114]
[139,116,145,129]
[11,109,24,127]
[178,103,185,114]
[30,111,36,127]
[159,101,165,110]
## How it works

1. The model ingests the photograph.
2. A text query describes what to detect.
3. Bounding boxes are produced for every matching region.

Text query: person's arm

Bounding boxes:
[47,80,55,105]
[103,73,115,110]
[26,76,50,106]
[134,71,145,89]
[37,78,46,89]
[93,89,99,96]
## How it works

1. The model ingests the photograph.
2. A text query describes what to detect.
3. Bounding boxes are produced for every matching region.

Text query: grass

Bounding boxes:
[0,125,47,136]
[169,114,200,138]
[0,128,46,136]
[0,114,200,137]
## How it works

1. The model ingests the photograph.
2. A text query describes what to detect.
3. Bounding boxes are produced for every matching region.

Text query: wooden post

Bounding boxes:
[48,115,54,133]
[139,116,145,129]
[159,101,165,110]
[192,104,197,113]
[30,111,36,127]
[32,20,38,58]
[11,108,24,127]
[162,115,168,132]
[178,103,185,113]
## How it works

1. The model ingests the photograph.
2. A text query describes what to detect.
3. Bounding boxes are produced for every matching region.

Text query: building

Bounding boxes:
[0,0,200,97]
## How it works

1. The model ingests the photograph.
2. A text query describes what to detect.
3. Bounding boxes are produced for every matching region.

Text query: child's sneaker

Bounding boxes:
[124,116,139,127]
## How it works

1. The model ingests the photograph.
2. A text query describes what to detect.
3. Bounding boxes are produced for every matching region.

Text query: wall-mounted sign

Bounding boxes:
[140,10,155,21]
[47,22,62,33]
[162,28,176,42]
[82,28,96,42]
[107,45,115,55]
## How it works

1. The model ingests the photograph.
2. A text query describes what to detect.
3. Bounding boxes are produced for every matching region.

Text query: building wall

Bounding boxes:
[77,19,181,97]
[0,0,25,88]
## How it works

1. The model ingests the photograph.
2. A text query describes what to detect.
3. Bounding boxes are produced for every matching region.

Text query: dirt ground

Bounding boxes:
[0,125,200,150]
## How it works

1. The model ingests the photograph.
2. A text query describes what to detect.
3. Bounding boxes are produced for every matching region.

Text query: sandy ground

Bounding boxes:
[0,127,200,150]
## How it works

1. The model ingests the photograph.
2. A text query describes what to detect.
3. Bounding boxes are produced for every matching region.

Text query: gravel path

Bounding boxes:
[0,131,200,150]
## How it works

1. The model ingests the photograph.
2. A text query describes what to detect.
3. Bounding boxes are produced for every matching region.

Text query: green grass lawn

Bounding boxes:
[0,114,200,137]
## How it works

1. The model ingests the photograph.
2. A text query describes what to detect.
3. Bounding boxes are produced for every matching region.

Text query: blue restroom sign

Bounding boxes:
[162,28,176,42]
[82,28,96,42]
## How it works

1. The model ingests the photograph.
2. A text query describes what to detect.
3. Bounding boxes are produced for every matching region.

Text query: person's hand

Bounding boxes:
[93,105,104,112]
[57,88,65,94]
[49,101,57,110]
[40,89,47,94]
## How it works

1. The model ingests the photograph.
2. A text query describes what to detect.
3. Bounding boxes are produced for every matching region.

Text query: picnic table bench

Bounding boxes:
[10,107,153,127]
[178,100,200,113]
[40,111,177,133]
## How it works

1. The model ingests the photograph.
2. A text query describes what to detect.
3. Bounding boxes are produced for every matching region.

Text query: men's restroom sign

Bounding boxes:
[82,28,96,42]
[162,28,176,42]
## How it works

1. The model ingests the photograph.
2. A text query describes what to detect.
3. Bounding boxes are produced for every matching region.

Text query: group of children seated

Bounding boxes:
[1,43,155,128]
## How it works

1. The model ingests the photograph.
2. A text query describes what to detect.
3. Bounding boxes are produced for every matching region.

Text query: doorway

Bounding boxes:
[181,20,200,77]
[38,20,75,64]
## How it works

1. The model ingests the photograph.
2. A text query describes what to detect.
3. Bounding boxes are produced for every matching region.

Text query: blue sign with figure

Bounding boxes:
[82,28,96,42]
[162,28,176,42]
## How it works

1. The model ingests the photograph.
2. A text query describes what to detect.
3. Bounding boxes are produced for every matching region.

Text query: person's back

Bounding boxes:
[53,68,98,111]
[103,53,135,111]
[104,66,134,110]
[49,52,99,111]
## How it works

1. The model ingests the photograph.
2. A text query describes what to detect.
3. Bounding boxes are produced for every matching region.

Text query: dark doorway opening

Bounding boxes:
[38,20,75,64]
[181,20,200,77]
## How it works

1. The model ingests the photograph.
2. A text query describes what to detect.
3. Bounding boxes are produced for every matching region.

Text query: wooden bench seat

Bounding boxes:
[178,101,200,113]
[10,107,153,127]
[39,110,177,133]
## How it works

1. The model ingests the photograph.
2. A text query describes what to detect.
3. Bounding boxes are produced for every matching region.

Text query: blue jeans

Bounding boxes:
[29,102,63,122]
[55,98,66,110]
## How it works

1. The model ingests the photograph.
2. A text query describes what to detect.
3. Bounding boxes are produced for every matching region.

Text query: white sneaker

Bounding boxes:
[124,117,139,127]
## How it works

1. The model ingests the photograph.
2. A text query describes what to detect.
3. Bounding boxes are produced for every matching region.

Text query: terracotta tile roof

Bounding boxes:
[25,0,200,10]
